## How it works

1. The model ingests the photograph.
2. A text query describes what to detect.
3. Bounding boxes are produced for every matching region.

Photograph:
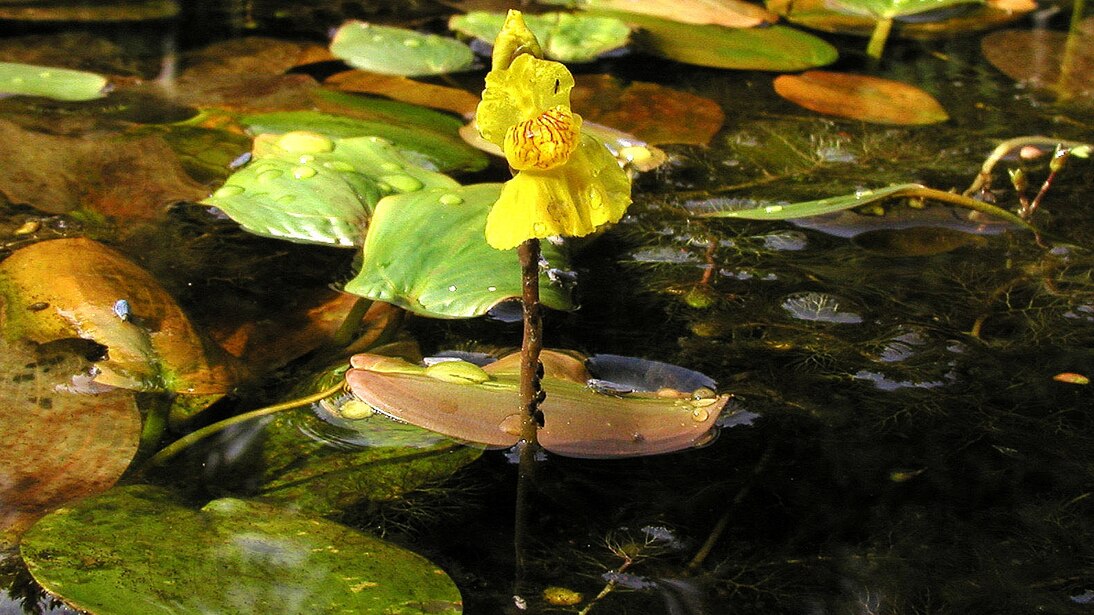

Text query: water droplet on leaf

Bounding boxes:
[212,185,245,198]
[380,174,423,192]
[292,165,317,179]
[439,193,463,206]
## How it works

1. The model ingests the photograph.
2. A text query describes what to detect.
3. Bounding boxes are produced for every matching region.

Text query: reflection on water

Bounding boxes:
[1,1,1092,614]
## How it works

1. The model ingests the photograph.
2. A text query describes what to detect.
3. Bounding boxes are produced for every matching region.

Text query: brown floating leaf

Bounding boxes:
[0,0,178,22]
[572,74,725,146]
[0,341,140,546]
[325,70,481,117]
[768,0,1031,39]
[981,21,1094,100]
[346,351,729,458]
[773,71,949,125]
[0,238,238,393]
[172,37,320,111]
[0,119,206,217]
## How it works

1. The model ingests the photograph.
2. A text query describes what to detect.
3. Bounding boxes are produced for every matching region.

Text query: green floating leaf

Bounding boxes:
[254,364,481,515]
[0,61,107,101]
[0,340,139,546]
[829,0,982,19]
[330,21,474,77]
[546,0,777,28]
[449,11,631,63]
[0,238,238,393]
[691,183,1037,232]
[202,131,459,247]
[245,89,488,173]
[346,350,731,458]
[586,10,836,70]
[344,184,575,318]
[21,486,463,615]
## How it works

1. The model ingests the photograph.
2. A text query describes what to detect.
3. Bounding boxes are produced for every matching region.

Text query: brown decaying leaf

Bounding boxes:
[325,70,481,117]
[170,37,320,111]
[0,0,178,22]
[571,74,725,146]
[346,351,729,458]
[0,342,140,546]
[0,238,239,393]
[981,21,1094,99]
[773,71,949,125]
[768,0,1031,39]
[0,119,206,218]
[588,0,777,28]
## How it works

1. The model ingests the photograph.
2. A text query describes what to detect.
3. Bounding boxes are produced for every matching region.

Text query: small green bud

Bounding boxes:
[1007,167,1028,192]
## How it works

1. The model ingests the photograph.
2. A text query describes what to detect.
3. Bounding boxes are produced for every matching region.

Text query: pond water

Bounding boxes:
[1,2,1092,614]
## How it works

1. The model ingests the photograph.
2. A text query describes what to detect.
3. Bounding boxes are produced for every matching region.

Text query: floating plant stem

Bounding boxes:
[866,17,893,60]
[143,381,346,468]
[964,136,1091,198]
[331,297,374,347]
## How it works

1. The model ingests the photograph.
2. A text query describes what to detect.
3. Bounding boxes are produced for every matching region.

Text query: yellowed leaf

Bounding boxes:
[325,70,481,117]
[773,71,948,125]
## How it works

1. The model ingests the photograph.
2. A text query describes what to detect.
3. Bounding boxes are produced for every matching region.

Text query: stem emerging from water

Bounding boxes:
[514,238,544,578]
[866,17,893,60]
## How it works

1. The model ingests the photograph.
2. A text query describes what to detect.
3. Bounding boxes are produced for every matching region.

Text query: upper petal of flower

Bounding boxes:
[476,53,576,150]
[490,10,543,71]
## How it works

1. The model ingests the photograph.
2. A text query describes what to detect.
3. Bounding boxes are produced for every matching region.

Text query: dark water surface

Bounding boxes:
[1,2,1092,614]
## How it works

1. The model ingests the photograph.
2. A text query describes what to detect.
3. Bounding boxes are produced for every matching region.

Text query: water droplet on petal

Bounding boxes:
[499,414,524,436]
[212,185,245,198]
[691,407,710,422]
[439,193,463,206]
[292,165,317,179]
[381,174,423,192]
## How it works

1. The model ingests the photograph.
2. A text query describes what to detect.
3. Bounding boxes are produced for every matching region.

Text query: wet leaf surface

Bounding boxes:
[0,62,108,101]
[828,0,983,19]
[0,238,238,393]
[449,11,631,63]
[346,350,729,458]
[0,119,206,217]
[325,70,481,117]
[767,0,1030,37]
[571,74,725,146]
[21,485,463,614]
[0,341,139,546]
[330,21,475,77]
[773,71,949,125]
[612,11,838,71]
[202,131,459,247]
[344,184,575,318]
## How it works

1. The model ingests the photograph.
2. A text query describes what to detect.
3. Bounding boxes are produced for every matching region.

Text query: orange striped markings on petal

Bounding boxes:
[504,105,582,171]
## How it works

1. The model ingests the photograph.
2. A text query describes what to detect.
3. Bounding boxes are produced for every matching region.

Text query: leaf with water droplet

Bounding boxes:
[449,11,631,63]
[346,350,730,458]
[0,238,239,393]
[0,61,107,101]
[543,0,777,28]
[202,131,459,247]
[330,21,474,77]
[344,184,574,318]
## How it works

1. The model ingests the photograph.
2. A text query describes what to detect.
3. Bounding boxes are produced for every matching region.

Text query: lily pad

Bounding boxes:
[202,131,460,247]
[244,89,488,173]
[343,184,575,318]
[20,486,463,614]
[345,350,730,458]
[0,340,139,546]
[0,238,238,393]
[610,11,837,71]
[773,71,949,125]
[330,21,475,77]
[0,62,108,101]
[548,0,777,28]
[449,11,631,63]
[767,0,1031,38]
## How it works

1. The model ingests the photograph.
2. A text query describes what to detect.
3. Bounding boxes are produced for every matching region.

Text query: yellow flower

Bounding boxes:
[475,10,632,250]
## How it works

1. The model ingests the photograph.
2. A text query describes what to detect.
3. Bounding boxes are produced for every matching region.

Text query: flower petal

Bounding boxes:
[485,134,632,250]
[490,10,543,71]
[504,105,582,171]
[476,53,575,148]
